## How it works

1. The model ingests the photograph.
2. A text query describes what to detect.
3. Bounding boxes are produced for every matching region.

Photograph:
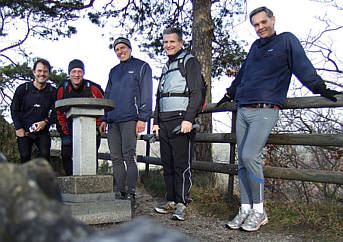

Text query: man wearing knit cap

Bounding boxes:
[56,59,104,176]
[100,37,153,208]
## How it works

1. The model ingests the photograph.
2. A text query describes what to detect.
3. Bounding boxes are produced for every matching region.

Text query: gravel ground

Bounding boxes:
[93,187,306,242]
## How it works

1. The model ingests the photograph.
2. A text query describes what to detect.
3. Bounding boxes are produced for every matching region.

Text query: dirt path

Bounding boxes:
[94,187,306,242]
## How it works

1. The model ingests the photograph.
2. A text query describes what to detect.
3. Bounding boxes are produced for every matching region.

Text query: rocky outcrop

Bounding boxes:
[0,158,91,242]
[0,115,20,163]
[0,158,195,242]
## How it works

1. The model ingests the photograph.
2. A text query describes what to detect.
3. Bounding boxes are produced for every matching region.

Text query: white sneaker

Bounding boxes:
[225,208,249,230]
[171,203,187,221]
[154,201,176,214]
[241,209,268,232]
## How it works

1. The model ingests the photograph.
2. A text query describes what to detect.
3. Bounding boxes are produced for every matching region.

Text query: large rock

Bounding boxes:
[0,158,196,242]
[0,115,20,163]
[0,158,91,242]
[77,217,196,242]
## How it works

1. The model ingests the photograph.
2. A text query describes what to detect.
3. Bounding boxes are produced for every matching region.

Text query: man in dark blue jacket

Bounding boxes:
[11,58,57,163]
[217,6,340,232]
[100,37,153,208]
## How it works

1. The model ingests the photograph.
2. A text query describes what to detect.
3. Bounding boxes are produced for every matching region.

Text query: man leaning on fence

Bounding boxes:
[217,6,340,232]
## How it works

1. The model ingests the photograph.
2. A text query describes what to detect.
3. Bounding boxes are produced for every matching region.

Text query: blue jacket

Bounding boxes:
[103,56,153,123]
[227,32,325,107]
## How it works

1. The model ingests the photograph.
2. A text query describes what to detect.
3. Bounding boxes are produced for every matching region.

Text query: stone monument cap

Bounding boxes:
[55,98,115,112]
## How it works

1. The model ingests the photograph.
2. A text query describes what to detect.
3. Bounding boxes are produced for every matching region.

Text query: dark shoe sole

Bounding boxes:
[225,223,240,230]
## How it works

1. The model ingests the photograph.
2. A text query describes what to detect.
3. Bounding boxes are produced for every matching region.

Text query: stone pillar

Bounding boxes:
[67,108,101,175]
[56,98,131,224]
[55,98,115,175]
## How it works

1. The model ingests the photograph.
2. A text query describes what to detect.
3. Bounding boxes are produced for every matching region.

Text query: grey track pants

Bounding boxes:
[236,107,279,204]
[107,121,138,194]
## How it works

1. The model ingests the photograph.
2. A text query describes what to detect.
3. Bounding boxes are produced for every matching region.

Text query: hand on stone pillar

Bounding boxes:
[136,120,146,136]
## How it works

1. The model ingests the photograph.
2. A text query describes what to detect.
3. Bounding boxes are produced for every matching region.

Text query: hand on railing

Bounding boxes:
[172,124,200,135]
[216,93,233,107]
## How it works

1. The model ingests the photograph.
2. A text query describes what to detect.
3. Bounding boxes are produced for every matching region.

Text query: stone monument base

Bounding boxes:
[57,175,131,225]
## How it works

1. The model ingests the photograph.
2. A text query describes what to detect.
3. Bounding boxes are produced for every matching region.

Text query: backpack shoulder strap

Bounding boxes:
[178,52,194,93]
[62,80,70,99]
[19,82,30,111]
[178,52,193,78]
[84,80,92,96]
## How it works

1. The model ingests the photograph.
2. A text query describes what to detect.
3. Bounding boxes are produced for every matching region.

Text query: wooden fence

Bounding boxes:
[51,94,343,199]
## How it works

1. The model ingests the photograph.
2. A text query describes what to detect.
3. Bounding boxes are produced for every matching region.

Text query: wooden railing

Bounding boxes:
[51,94,343,200]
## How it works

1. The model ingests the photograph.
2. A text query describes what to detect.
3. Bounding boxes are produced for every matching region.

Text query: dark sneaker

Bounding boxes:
[154,201,176,214]
[241,209,268,232]
[127,193,137,209]
[185,197,193,204]
[115,191,127,200]
[225,208,249,230]
[171,203,187,221]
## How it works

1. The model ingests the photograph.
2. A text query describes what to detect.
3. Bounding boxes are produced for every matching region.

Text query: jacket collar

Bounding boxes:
[168,49,185,62]
[120,56,133,63]
[257,32,277,47]
[67,79,85,91]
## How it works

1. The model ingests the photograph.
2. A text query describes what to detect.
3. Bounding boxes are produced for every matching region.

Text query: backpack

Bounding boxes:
[178,53,207,114]
[158,53,207,115]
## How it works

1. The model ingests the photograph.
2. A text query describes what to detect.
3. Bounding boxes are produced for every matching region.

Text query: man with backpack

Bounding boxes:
[11,58,57,163]
[56,59,104,176]
[153,27,204,221]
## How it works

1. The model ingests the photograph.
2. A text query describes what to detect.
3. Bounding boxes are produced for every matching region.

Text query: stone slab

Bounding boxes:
[66,107,104,119]
[62,192,116,203]
[55,98,115,112]
[63,199,131,225]
[57,175,113,194]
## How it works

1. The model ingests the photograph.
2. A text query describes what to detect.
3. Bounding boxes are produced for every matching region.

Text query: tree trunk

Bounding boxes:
[192,0,214,163]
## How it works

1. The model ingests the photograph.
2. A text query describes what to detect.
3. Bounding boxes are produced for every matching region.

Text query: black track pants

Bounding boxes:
[159,119,195,204]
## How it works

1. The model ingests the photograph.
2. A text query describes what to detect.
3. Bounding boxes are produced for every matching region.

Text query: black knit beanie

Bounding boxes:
[113,37,132,49]
[68,59,85,74]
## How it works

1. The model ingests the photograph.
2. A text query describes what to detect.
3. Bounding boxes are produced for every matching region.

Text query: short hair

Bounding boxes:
[33,58,51,73]
[163,27,183,41]
[249,6,274,24]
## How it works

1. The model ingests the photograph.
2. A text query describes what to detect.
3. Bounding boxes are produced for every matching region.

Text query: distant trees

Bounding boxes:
[0,0,95,113]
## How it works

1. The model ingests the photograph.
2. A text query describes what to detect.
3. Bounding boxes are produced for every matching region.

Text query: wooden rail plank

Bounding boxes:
[50,148,343,185]
[51,132,343,146]
[135,156,343,185]
[203,95,343,113]
[194,133,343,146]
